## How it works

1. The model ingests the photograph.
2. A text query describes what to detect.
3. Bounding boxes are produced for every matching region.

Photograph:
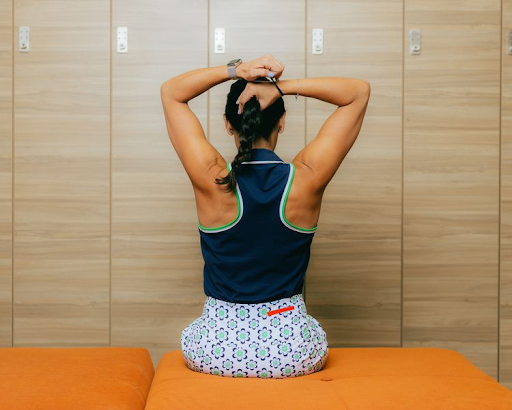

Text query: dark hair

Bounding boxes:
[215,77,286,193]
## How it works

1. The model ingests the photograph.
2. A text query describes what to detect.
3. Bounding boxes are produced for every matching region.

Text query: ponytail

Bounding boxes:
[217,78,286,193]
[216,96,262,192]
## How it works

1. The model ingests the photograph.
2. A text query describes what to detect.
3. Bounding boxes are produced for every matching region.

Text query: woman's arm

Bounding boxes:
[161,64,244,102]
[277,77,368,107]
[159,59,278,195]
[160,65,245,194]
[283,77,370,195]
[235,75,370,197]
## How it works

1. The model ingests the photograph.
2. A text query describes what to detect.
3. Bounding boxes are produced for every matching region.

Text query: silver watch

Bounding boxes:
[227,58,242,80]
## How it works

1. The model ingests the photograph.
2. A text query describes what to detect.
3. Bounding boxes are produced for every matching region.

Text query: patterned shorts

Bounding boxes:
[180,293,329,378]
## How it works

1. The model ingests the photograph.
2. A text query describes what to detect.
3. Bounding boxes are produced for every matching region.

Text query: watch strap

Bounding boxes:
[227,59,242,80]
[227,64,238,79]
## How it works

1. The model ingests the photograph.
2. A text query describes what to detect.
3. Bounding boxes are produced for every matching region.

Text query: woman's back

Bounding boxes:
[199,148,317,304]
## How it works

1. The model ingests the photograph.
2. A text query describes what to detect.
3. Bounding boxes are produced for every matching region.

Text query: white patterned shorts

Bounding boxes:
[180,293,329,378]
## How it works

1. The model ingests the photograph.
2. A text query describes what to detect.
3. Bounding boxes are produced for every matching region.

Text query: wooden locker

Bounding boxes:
[501,0,512,388]
[404,0,501,379]
[0,0,13,347]
[13,1,111,346]
[111,0,208,367]
[306,0,403,348]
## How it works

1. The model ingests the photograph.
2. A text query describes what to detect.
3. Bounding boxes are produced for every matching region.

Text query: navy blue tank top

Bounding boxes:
[198,148,318,303]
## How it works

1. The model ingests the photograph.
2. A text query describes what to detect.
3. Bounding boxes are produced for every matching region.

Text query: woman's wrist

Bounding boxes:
[277,79,300,96]
[235,62,247,79]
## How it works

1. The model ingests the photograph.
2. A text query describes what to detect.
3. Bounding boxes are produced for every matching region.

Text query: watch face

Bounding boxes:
[228,58,241,66]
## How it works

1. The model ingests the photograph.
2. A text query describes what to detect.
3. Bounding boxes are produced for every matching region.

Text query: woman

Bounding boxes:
[160,54,371,378]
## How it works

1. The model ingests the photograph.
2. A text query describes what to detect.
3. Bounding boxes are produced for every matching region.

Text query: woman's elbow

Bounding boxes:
[363,81,371,96]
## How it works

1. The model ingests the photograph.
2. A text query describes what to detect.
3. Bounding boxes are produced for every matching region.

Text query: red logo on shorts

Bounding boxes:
[267,306,295,316]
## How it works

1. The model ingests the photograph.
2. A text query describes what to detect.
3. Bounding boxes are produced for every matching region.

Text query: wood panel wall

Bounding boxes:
[2,0,512,387]
[306,0,403,351]
[404,0,501,379]
[0,0,12,347]
[111,0,208,364]
[502,0,512,387]
[13,0,110,345]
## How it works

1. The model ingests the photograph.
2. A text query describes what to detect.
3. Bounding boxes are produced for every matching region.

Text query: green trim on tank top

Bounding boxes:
[197,161,241,231]
[281,163,318,232]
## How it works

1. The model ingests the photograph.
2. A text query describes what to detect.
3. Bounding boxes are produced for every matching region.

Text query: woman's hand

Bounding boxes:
[236,81,281,115]
[235,54,285,115]
[236,54,285,82]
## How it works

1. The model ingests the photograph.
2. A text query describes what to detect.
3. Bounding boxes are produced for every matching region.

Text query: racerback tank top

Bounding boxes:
[198,148,318,303]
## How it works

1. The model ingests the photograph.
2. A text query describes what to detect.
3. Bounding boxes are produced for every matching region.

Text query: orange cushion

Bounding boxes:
[145,347,512,410]
[0,347,155,410]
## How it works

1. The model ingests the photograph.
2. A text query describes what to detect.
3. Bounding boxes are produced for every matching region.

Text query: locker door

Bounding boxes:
[13,1,111,345]
[501,0,512,387]
[404,0,501,378]
[111,0,208,367]
[0,0,13,346]
[306,0,403,348]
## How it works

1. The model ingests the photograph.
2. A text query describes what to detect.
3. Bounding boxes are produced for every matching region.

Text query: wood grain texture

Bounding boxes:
[502,0,512,389]
[0,0,12,347]
[111,0,207,367]
[13,0,110,346]
[305,0,403,348]
[404,0,501,378]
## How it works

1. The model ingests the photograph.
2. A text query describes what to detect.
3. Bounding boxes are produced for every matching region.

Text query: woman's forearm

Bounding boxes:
[279,77,370,107]
[161,63,370,107]
[161,64,243,103]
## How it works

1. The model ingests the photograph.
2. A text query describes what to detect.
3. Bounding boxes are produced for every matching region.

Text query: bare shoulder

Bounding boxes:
[290,159,325,200]
[288,159,324,222]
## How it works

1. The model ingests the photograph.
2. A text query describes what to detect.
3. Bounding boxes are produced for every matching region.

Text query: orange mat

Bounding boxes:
[0,347,155,410]
[145,347,512,410]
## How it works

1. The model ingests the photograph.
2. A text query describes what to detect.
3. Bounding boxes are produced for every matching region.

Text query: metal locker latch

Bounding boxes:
[410,29,421,55]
